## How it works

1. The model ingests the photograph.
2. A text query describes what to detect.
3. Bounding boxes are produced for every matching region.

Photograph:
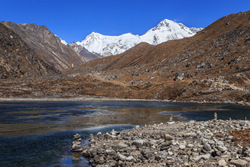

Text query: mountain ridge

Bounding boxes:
[0,23,60,80]
[1,21,88,71]
[72,19,202,57]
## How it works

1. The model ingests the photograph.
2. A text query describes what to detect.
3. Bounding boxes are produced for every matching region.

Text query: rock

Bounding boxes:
[90,134,95,141]
[203,143,212,151]
[243,157,250,162]
[73,133,81,140]
[132,139,145,148]
[117,152,134,161]
[141,149,155,159]
[72,133,83,152]
[155,151,168,160]
[242,146,250,157]
[218,159,227,167]
[118,142,128,149]
[97,132,102,139]
[230,159,248,167]
[174,72,185,81]
[106,149,116,155]
[168,151,174,156]
[81,148,88,156]
[82,119,250,166]
[187,144,194,148]
[186,74,193,78]
[183,132,197,137]
[160,141,172,150]
[214,112,218,120]
[97,148,105,155]
[179,143,186,150]
[104,133,112,140]
[184,162,190,167]
[178,150,186,155]
[217,145,227,152]
[72,152,81,161]
[193,154,211,161]
[94,155,105,164]
[165,134,173,140]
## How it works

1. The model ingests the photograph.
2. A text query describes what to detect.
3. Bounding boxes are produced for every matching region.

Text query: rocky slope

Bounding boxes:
[0,23,59,80]
[74,19,202,57]
[1,21,85,71]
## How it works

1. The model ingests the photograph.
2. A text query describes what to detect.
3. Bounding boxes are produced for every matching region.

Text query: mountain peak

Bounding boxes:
[73,19,202,57]
[159,18,176,24]
[90,32,100,35]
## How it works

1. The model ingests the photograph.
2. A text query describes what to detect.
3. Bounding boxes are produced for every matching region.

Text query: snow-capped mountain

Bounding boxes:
[77,32,141,57]
[74,19,202,57]
[140,19,200,45]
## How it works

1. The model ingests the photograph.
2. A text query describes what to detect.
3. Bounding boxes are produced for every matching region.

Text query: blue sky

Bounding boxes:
[0,0,249,43]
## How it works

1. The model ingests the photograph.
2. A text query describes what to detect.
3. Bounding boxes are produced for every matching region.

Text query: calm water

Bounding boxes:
[0,101,249,166]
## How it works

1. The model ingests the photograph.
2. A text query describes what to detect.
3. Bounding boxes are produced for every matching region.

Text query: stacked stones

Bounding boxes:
[72,133,83,152]
[82,117,250,167]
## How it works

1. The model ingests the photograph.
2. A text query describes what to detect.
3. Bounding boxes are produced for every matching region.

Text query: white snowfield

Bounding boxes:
[73,19,203,57]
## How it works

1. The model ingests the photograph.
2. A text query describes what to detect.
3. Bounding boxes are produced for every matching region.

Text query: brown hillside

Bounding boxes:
[1,22,85,71]
[69,11,249,102]
[0,23,60,80]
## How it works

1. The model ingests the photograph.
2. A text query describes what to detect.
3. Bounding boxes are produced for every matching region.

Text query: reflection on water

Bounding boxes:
[1,101,243,136]
[0,101,249,166]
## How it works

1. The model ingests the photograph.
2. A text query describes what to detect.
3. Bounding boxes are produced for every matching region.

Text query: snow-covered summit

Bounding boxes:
[77,32,141,56]
[140,19,196,45]
[74,19,202,57]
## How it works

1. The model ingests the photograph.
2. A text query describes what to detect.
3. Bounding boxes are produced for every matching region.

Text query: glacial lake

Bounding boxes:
[0,101,249,166]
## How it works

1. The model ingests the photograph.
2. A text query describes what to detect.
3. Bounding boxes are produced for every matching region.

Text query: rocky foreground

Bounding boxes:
[76,116,250,167]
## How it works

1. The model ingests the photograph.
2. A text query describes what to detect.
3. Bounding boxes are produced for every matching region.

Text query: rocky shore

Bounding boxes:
[77,115,250,167]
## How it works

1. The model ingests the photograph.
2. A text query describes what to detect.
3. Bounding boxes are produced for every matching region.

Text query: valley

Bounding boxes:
[0,11,249,105]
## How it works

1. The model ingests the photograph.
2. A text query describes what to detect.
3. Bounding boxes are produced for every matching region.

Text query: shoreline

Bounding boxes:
[0,96,249,106]
[81,119,250,166]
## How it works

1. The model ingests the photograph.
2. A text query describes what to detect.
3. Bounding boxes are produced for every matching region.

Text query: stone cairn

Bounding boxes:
[214,112,217,121]
[71,133,83,152]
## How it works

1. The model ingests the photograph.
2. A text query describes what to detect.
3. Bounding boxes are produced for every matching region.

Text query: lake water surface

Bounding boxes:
[0,101,249,166]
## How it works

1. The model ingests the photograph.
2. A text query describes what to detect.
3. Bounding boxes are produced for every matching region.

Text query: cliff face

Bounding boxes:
[0,23,59,80]
[1,21,85,71]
